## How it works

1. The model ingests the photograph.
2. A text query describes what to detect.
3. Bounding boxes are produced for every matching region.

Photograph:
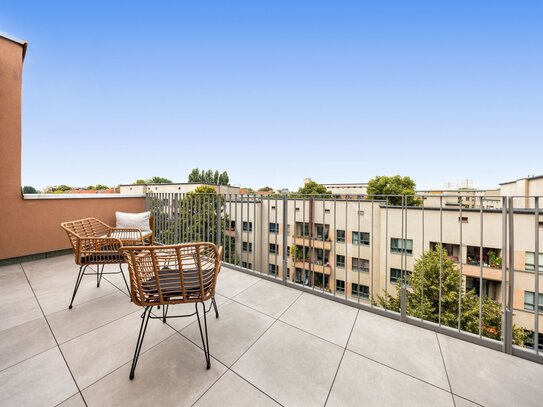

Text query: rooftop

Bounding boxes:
[1,255,542,407]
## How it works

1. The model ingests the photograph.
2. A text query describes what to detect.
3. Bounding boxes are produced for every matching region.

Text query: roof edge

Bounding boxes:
[0,32,28,61]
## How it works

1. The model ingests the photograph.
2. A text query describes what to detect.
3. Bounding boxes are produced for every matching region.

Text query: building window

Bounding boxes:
[336,279,345,293]
[352,283,369,300]
[286,268,290,279]
[241,261,252,269]
[336,255,345,268]
[336,230,345,243]
[269,223,279,233]
[458,217,469,223]
[523,330,543,351]
[242,242,252,252]
[269,243,279,254]
[352,231,370,245]
[269,264,279,276]
[298,223,310,237]
[242,221,252,232]
[352,257,369,273]
[229,220,236,230]
[391,238,413,254]
[316,224,329,240]
[525,252,543,272]
[390,268,411,284]
[524,291,543,312]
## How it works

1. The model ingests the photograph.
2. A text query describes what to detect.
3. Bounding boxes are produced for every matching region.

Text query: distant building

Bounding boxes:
[500,175,543,209]
[119,183,240,195]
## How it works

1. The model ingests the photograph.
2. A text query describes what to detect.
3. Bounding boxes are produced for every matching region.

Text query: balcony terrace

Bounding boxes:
[1,255,542,406]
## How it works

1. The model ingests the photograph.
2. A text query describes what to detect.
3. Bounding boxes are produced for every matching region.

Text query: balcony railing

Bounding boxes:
[148,192,543,365]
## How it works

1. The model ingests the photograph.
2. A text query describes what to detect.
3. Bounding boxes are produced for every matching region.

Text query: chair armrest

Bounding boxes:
[78,236,124,256]
[108,228,145,245]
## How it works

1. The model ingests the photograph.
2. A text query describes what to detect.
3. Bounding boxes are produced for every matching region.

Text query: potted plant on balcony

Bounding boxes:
[488,251,502,268]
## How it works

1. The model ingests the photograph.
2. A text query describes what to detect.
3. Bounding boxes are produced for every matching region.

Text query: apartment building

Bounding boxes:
[220,195,542,349]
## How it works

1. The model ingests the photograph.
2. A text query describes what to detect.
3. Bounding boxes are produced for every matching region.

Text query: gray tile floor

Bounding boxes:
[1,255,543,406]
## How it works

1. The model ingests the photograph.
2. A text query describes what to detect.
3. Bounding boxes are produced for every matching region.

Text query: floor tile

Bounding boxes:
[0,296,43,332]
[347,311,450,390]
[194,370,280,407]
[233,279,301,318]
[215,267,261,298]
[61,310,176,389]
[0,347,77,407]
[453,395,481,407]
[163,294,229,331]
[82,334,226,407]
[280,292,358,346]
[232,321,343,407]
[0,263,23,277]
[0,272,34,303]
[0,317,56,371]
[438,333,543,407]
[47,291,138,343]
[182,301,274,366]
[327,350,454,406]
[57,393,86,407]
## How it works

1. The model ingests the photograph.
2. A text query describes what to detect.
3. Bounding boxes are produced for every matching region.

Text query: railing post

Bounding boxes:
[400,195,407,322]
[173,194,179,243]
[145,193,150,211]
[504,196,515,354]
[282,193,289,283]
[216,193,222,248]
[501,196,508,353]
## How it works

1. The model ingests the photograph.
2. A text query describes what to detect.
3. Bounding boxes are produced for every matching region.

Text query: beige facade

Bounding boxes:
[222,196,542,344]
[500,175,543,209]
[120,183,240,195]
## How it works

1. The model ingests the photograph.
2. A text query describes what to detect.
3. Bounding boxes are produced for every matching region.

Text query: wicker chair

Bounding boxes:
[119,243,222,380]
[61,218,146,309]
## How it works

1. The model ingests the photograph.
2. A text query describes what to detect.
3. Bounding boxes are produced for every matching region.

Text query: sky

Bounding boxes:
[2,1,542,191]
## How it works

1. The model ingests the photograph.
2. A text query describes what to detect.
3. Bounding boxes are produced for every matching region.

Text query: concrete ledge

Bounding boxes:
[23,194,146,200]
[0,248,72,266]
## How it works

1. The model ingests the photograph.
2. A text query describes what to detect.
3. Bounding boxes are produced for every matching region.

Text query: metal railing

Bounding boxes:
[147,192,543,364]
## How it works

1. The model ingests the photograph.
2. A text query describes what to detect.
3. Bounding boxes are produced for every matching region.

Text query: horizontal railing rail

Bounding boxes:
[147,192,543,364]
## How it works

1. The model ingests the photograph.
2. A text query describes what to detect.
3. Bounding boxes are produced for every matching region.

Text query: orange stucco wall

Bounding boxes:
[0,36,146,260]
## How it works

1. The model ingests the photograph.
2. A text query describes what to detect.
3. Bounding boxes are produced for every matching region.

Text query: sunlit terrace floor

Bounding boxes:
[1,255,542,407]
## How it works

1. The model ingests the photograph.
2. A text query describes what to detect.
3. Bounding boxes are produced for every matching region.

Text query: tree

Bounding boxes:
[147,176,172,184]
[291,179,331,197]
[367,175,421,206]
[22,186,38,194]
[135,179,146,184]
[150,185,236,263]
[87,184,109,190]
[187,168,230,185]
[258,186,274,192]
[376,245,525,345]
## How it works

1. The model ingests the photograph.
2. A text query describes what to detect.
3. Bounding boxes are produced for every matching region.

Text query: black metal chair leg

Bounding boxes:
[162,304,169,323]
[119,264,132,300]
[130,306,153,380]
[97,264,105,287]
[69,265,87,309]
[195,302,211,369]
[212,296,219,319]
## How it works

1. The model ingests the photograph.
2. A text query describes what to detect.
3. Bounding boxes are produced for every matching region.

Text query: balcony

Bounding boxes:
[1,255,542,406]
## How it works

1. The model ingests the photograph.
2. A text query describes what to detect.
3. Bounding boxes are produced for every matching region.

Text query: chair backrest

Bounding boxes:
[119,243,222,307]
[60,218,111,254]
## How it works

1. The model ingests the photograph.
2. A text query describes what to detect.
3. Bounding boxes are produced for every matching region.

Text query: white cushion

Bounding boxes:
[115,211,152,234]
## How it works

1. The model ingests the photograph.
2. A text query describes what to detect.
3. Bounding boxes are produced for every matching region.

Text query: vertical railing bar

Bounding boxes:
[275,194,278,278]
[174,194,179,243]
[400,195,406,322]
[421,194,425,322]
[357,197,361,304]
[385,197,389,307]
[458,195,463,331]
[505,196,515,354]
[334,195,337,298]
[535,196,540,355]
[371,197,374,308]
[241,194,244,266]
[267,196,270,274]
[282,194,289,283]
[501,196,507,352]
[439,196,443,326]
[253,194,257,272]
[479,196,484,337]
[345,197,348,301]
[322,198,326,293]
[303,198,307,288]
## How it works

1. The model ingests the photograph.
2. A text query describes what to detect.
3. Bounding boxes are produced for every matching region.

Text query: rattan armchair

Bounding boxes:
[119,242,223,380]
[61,218,145,309]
